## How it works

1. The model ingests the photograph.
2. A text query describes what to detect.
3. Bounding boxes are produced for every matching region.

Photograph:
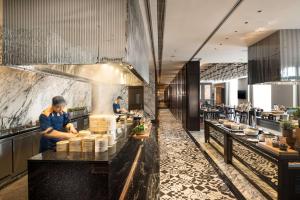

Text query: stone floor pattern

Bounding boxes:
[159,109,236,200]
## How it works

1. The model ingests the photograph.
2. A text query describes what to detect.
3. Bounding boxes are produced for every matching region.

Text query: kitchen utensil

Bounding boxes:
[247,138,259,143]
[243,128,259,136]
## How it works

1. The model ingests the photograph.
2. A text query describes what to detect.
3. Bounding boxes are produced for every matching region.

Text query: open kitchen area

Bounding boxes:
[0,0,159,199]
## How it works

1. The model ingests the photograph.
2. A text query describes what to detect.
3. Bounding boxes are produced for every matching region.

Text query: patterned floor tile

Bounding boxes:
[158,110,236,200]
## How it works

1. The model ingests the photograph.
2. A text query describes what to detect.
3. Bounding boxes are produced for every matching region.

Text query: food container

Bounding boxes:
[95,137,108,152]
[272,140,279,148]
[107,134,115,146]
[78,130,91,137]
[231,124,240,130]
[239,124,248,130]
[265,138,274,146]
[243,128,259,136]
[69,138,82,152]
[82,136,95,152]
[219,119,228,124]
[223,121,232,128]
[258,134,265,142]
[56,141,69,152]
[279,143,288,151]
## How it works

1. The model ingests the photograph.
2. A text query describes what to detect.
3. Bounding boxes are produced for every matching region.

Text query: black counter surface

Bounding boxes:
[27,122,159,200]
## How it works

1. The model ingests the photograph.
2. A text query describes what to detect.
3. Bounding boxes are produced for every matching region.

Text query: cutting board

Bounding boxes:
[257,142,299,156]
[132,124,152,140]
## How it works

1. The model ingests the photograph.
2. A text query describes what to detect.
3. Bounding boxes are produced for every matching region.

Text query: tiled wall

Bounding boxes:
[0,67,92,129]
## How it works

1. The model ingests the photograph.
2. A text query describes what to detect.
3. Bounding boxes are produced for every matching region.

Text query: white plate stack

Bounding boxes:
[95,137,108,152]
[56,141,69,152]
[82,136,95,152]
[107,134,115,146]
[69,138,82,152]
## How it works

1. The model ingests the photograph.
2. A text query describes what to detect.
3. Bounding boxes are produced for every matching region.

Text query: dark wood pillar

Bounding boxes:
[185,61,200,131]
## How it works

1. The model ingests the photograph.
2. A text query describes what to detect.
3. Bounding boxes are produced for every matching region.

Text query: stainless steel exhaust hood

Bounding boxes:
[248,29,300,84]
[3,0,150,83]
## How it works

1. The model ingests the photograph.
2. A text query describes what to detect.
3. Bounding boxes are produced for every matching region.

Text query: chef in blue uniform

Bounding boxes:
[113,96,128,114]
[39,96,78,152]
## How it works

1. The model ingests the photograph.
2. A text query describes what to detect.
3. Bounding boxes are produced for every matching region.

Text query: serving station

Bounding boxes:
[204,120,300,200]
[28,113,158,200]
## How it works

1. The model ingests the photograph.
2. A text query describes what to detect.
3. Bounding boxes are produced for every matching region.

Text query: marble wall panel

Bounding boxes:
[144,65,156,120]
[0,67,92,129]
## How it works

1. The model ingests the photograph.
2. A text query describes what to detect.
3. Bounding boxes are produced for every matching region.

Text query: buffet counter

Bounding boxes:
[0,114,89,188]
[256,117,281,132]
[28,121,159,200]
[204,120,300,200]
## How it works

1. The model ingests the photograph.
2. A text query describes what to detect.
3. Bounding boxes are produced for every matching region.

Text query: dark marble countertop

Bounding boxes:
[29,123,139,163]
[0,126,40,140]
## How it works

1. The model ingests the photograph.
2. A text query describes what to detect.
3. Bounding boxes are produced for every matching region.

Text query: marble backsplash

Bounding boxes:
[0,66,92,129]
[144,65,156,120]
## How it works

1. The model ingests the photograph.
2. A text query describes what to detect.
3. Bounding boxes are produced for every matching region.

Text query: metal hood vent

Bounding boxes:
[3,0,149,82]
[248,29,300,84]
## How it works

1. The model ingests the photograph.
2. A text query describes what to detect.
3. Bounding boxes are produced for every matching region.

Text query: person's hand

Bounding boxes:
[69,126,78,134]
[65,133,77,139]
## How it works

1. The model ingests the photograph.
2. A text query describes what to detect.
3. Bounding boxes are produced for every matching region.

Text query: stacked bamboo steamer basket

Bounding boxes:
[69,138,82,152]
[56,141,69,152]
[89,115,110,133]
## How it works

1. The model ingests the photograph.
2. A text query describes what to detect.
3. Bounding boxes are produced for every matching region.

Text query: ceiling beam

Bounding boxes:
[188,0,244,62]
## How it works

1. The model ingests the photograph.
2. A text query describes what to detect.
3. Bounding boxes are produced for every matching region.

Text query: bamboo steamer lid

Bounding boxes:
[78,130,91,137]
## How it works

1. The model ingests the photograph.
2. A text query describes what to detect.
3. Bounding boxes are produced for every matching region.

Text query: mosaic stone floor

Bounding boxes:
[158,110,236,200]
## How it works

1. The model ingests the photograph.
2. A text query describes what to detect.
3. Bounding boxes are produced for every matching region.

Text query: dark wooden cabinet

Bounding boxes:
[0,139,13,180]
[13,132,34,175]
[32,131,42,155]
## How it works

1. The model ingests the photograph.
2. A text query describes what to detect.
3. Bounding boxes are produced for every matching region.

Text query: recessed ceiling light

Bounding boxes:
[244,21,248,24]
[257,10,262,13]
